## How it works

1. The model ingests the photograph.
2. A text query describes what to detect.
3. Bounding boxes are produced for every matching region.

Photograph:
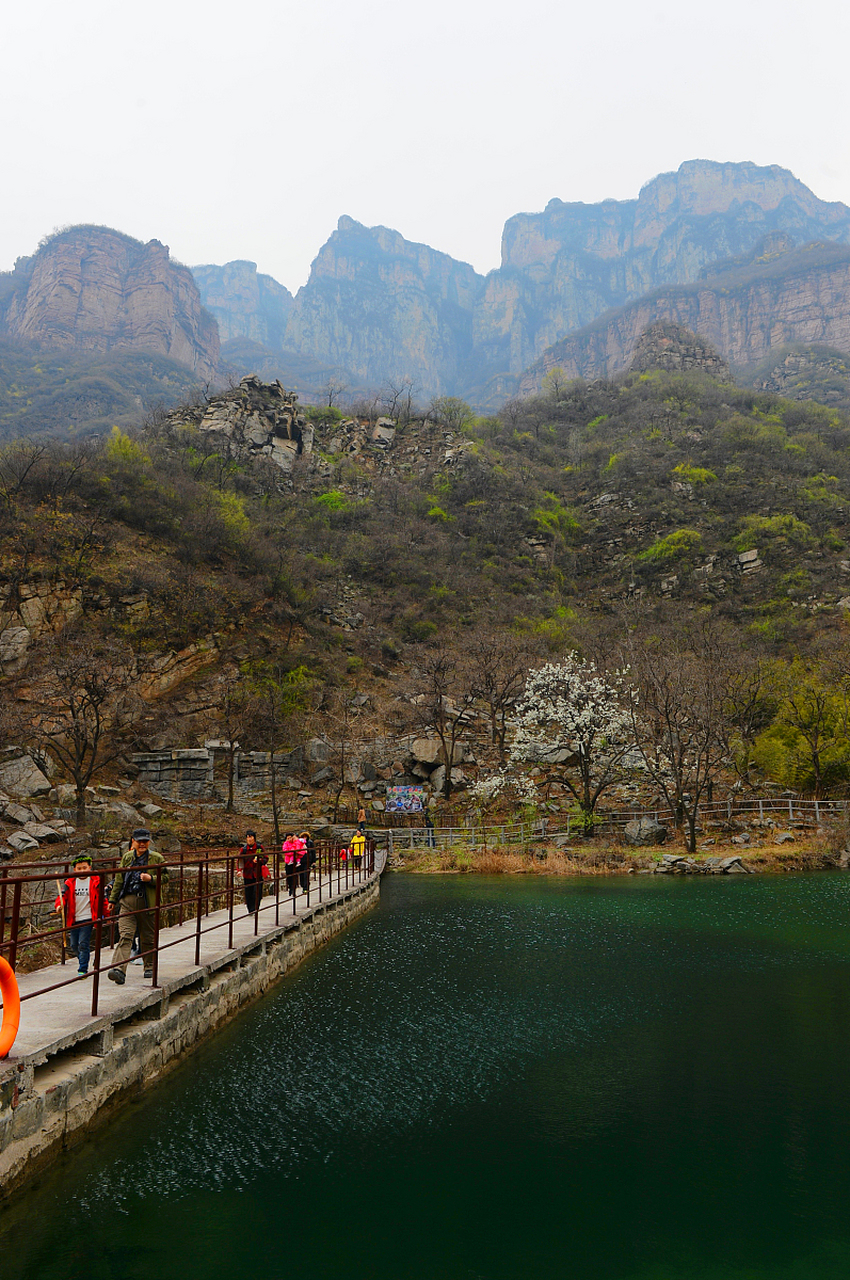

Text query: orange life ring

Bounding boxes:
[0,956,21,1058]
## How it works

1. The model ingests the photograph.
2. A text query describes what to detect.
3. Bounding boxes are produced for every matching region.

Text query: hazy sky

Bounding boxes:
[3,0,849,292]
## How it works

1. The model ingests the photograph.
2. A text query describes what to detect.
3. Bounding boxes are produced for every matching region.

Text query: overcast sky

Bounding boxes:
[3,0,849,292]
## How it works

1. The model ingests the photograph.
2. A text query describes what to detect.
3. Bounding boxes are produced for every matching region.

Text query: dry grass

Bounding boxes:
[391,833,841,876]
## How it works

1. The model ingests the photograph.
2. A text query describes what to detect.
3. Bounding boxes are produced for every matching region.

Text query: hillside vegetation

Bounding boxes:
[2,363,850,820]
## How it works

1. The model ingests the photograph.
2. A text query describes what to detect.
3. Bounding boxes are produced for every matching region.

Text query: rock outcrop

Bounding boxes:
[747,344,850,408]
[629,323,731,379]
[518,241,850,392]
[162,374,311,474]
[1,227,219,382]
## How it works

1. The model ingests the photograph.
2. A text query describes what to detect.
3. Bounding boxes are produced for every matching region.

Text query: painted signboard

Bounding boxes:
[385,785,426,813]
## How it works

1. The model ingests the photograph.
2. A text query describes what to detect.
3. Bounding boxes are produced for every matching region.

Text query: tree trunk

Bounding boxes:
[226,749,235,813]
[75,784,86,829]
[270,756,280,846]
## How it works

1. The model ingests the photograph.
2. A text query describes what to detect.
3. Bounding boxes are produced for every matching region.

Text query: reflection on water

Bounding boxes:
[4,873,850,1280]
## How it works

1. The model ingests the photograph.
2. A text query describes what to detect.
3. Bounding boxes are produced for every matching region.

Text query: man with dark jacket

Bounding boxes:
[108,828,168,984]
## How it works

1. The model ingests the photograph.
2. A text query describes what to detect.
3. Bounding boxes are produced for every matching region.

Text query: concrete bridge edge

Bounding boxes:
[0,875,381,1200]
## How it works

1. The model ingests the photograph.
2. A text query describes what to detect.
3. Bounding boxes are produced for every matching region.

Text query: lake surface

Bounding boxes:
[5,872,850,1280]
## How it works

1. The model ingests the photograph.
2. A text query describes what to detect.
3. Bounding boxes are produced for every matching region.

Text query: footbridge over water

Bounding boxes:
[0,842,386,1197]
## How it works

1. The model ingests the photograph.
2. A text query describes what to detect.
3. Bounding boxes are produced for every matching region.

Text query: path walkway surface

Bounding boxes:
[7,860,383,1068]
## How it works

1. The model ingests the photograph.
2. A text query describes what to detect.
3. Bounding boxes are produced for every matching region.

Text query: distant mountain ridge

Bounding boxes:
[519,239,850,393]
[4,161,850,434]
[191,160,850,404]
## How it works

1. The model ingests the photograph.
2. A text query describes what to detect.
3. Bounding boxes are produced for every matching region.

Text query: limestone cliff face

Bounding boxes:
[480,160,850,379]
[1,227,219,382]
[192,259,293,347]
[518,243,850,392]
[281,216,483,397]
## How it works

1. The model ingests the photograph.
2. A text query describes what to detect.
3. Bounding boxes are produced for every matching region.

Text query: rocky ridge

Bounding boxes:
[518,241,850,393]
[0,227,219,383]
[193,160,850,404]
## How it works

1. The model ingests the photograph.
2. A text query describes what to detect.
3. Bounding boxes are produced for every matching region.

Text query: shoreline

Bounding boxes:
[387,843,844,876]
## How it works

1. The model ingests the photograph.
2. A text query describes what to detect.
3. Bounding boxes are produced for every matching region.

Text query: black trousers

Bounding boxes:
[245,880,262,914]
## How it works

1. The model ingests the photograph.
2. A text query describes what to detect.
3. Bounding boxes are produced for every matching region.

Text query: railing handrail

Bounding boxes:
[0,840,380,1021]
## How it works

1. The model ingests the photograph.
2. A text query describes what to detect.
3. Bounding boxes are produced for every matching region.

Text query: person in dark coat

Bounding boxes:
[237,829,268,915]
[108,828,168,984]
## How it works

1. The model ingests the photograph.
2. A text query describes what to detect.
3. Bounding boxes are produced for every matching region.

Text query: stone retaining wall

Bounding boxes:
[0,877,379,1198]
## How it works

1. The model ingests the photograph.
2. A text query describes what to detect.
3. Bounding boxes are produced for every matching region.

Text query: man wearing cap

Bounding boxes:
[108,828,168,985]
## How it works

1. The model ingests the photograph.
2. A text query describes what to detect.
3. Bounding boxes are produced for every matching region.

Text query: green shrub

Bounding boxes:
[638,529,702,563]
[733,514,815,552]
[673,462,717,486]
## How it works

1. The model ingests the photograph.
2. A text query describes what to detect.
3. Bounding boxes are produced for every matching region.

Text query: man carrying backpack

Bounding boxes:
[107,828,168,984]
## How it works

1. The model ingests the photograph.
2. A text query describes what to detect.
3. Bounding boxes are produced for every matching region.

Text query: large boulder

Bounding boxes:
[22,822,64,843]
[0,626,31,674]
[8,830,39,852]
[411,738,442,766]
[0,755,52,798]
[624,817,669,846]
[430,764,446,795]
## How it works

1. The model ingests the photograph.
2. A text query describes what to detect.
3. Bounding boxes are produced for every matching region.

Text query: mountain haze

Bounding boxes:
[194,160,850,404]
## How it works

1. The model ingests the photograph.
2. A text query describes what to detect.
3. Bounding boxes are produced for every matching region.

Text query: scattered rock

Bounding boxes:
[718,855,752,873]
[107,799,143,823]
[8,831,39,852]
[774,831,795,844]
[0,755,52,798]
[22,822,64,843]
[624,817,669,846]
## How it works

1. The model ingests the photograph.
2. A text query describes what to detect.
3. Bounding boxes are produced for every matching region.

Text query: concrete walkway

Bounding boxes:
[7,863,381,1068]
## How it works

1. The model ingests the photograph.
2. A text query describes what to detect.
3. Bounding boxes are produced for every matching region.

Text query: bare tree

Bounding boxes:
[468,631,535,764]
[20,629,138,826]
[324,377,348,409]
[404,647,479,801]
[380,377,419,423]
[247,661,312,842]
[623,621,733,852]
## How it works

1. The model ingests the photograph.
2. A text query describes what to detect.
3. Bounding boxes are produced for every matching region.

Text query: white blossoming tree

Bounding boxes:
[508,656,635,831]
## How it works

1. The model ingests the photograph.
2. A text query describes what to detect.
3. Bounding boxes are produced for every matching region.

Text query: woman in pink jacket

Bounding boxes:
[281,833,305,900]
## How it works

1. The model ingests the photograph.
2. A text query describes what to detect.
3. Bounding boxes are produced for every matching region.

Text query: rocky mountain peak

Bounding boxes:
[0,225,219,382]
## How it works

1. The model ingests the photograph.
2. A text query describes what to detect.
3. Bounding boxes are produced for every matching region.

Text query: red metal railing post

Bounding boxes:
[151,862,162,988]
[8,879,22,971]
[228,853,235,951]
[194,860,203,967]
[0,866,7,957]
[178,850,185,926]
[90,910,103,1017]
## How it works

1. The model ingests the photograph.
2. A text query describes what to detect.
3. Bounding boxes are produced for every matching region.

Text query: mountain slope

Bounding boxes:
[517,240,850,393]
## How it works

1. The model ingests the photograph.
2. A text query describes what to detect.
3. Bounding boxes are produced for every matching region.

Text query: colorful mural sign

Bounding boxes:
[385,785,426,813]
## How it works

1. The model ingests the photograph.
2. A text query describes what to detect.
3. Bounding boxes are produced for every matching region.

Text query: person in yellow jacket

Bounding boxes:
[350,828,366,873]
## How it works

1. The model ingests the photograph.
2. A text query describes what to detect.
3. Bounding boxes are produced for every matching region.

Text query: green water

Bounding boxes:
[5,872,850,1280]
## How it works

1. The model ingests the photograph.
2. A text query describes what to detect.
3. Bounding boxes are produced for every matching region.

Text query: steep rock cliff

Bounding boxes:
[518,242,850,393]
[280,216,483,397]
[477,160,850,380]
[1,227,219,382]
[192,259,293,347]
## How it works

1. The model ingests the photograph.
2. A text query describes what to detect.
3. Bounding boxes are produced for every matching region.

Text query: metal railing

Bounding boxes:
[0,839,377,1019]
[383,797,847,850]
